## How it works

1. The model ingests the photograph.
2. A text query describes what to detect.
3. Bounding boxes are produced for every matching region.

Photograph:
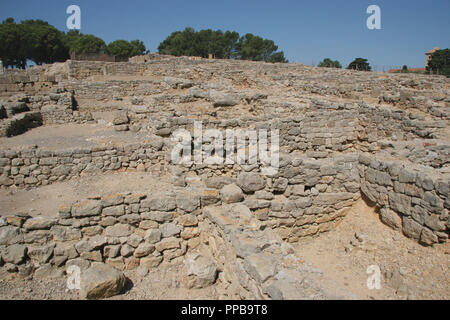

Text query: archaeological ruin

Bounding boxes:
[0,54,448,300]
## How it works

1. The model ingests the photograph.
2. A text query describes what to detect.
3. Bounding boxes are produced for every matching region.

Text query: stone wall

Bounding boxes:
[0,56,448,248]
[0,139,165,188]
[0,112,42,137]
[359,154,449,245]
[200,203,355,299]
[195,153,360,243]
[0,190,203,276]
[0,89,93,137]
[0,123,448,246]
[0,65,64,94]
[0,187,356,299]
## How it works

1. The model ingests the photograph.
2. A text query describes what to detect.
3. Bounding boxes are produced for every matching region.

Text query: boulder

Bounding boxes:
[220,184,244,204]
[155,237,180,252]
[27,243,55,264]
[243,252,277,284]
[0,226,23,245]
[140,256,163,268]
[80,263,127,299]
[144,229,162,244]
[209,90,240,107]
[141,194,176,211]
[105,224,133,237]
[205,176,235,189]
[33,264,64,279]
[237,173,266,193]
[160,223,181,238]
[113,112,129,125]
[379,208,402,230]
[71,200,102,217]
[176,193,200,212]
[134,243,155,258]
[184,253,217,288]
[2,244,27,264]
[23,216,57,231]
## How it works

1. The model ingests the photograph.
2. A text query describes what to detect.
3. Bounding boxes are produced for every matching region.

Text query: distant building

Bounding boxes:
[387,47,441,73]
[426,47,440,67]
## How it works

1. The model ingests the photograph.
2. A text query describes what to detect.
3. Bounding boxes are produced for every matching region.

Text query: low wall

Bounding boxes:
[0,89,93,137]
[0,188,355,300]
[0,112,42,137]
[359,154,449,245]
[0,139,165,188]
[200,203,355,299]
[0,135,448,246]
[195,153,360,242]
[0,190,203,275]
[70,53,129,63]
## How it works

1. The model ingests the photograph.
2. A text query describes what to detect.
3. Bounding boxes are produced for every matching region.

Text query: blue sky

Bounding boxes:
[1,0,449,69]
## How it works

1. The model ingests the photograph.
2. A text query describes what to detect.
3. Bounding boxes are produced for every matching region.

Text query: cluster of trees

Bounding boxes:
[427,49,450,76]
[158,28,287,63]
[0,18,147,69]
[0,18,66,68]
[347,58,371,71]
[318,58,342,68]
[317,57,371,71]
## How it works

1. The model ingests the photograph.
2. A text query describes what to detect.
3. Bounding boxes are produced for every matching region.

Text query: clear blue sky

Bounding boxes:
[1,0,449,69]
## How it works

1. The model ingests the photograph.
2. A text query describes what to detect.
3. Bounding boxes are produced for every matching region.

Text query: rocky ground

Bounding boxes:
[0,258,221,300]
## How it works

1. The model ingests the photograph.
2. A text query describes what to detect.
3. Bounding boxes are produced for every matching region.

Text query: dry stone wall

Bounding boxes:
[200,203,355,299]
[0,190,204,276]
[0,185,357,300]
[359,154,449,245]
[0,139,165,187]
[0,88,92,137]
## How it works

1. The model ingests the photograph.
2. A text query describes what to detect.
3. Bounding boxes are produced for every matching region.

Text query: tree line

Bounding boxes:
[157,27,287,63]
[3,16,446,75]
[0,18,147,68]
[0,19,288,68]
[318,57,371,71]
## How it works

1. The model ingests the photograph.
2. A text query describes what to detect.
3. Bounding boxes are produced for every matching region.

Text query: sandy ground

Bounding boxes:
[0,171,175,217]
[295,199,450,300]
[0,123,152,150]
